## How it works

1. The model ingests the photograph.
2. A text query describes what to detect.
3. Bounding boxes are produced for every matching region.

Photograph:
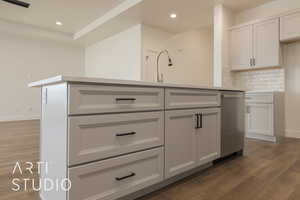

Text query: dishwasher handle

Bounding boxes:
[222,94,244,99]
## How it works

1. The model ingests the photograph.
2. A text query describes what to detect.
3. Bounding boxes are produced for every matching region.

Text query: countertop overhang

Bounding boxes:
[28,75,244,92]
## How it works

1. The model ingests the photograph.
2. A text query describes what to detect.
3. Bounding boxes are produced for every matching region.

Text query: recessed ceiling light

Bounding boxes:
[56,21,63,26]
[170,13,177,19]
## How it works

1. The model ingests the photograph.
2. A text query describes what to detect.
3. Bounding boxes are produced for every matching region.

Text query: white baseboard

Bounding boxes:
[246,133,276,142]
[285,130,300,139]
[0,115,40,122]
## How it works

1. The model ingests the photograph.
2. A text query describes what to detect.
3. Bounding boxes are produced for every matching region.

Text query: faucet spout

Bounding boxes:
[156,49,173,83]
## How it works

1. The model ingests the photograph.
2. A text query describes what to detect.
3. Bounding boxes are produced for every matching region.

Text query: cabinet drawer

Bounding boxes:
[245,93,273,103]
[68,148,164,200]
[68,84,164,115]
[68,112,164,165]
[165,89,221,109]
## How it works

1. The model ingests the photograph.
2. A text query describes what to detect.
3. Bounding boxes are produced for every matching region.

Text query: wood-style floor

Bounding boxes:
[1,120,300,200]
[0,120,40,200]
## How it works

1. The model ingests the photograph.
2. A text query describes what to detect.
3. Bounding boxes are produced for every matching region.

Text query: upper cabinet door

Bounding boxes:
[253,19,280,68]
[230,25,253,70]
[165,109,197,179]
[280,11,300,42]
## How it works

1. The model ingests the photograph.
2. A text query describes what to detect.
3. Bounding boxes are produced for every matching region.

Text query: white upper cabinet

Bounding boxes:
[253,19,280,68]
[230,18,280,71]
[230,25,253,70]
[280,11,300,42]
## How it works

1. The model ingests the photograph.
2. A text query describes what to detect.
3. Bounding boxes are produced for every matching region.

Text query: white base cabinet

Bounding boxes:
[37,82,226,200]
[246,103,274,138]
[165,108,221,179]
[245,91,284,142]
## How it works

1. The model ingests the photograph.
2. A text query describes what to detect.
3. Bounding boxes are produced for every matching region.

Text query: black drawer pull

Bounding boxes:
[116,132,136,137]
[115,172,136,181]
[116,98,136,101]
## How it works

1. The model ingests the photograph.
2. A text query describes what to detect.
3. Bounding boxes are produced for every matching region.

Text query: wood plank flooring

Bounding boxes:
[140,138,300,200]
[0,120,40,200]
[1,120,300,200]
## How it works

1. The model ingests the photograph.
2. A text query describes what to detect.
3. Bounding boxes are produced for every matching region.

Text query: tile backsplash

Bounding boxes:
[234,68,285,91]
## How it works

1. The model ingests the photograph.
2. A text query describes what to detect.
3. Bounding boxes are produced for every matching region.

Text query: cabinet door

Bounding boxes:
[165,109,197,179]
[196,108,221,166]
[230,25,253,70]
[280,11,300,42]
[253,18,280,68]
[246,104,274,136]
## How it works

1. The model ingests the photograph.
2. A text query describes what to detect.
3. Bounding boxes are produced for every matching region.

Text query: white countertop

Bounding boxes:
[28,75,244,92]
[246,90,284,94]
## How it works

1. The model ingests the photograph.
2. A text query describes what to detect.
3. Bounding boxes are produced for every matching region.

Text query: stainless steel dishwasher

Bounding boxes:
[220,91,245,158]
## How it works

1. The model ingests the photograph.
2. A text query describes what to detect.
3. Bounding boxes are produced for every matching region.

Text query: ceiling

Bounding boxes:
[0,0,126,34]
[0,0,276,37]
[141,0,215,33]
[221,0,276,11]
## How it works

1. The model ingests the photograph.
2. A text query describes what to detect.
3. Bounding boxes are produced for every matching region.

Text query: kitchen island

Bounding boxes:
[29,75,244,200]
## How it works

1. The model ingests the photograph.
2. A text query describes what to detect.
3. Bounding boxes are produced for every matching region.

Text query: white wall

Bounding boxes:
[164,28,213,86]
[142,25,213,86]
[235,0,300,24]
[85,23,213,86]
[213,4,223,87]
[213,4,235,88]
[0,31,84,121]
[141,25,173,82]
[284,42,300,138]
[85,24,142,80]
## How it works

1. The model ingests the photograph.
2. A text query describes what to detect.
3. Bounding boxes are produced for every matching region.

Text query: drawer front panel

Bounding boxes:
[68,148,164,200]
[166,89,221,109]
[69,112,164,165]
[245,93,274,103]
[68,84,164,115]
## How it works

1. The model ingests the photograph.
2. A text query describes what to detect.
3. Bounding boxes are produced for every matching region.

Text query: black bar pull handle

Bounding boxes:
[116,132,136,137]
[116,98,136,101]
[199,113,203,129]
[115,172,136,181]
[195,114,199,129]
[2,0,30,8]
